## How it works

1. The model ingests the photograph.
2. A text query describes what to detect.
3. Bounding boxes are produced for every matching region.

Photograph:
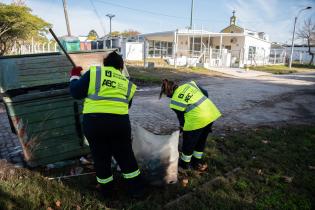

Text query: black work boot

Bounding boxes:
[99,182,114,198]
[178,159,190,173]
[191,157,208,172]
[126,175,145,199]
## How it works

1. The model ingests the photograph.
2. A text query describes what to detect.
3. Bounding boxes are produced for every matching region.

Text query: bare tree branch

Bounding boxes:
[297,18,315,65]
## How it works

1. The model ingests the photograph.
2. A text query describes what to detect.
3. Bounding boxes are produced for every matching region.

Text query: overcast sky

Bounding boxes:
[1,0,315,43]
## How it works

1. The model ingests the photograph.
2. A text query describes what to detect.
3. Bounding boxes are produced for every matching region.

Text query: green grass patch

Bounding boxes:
[0,125,314,209]
[292,63,315,69]
[128,65,222,85]
[249,64,315,74]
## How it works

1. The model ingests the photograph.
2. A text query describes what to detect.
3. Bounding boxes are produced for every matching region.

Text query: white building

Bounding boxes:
[140,11,272,68]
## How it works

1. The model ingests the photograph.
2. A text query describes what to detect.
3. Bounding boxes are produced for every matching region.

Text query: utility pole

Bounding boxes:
[289,6,312,68]
[62,0,72,36]
[190,0,194,29]
[106,14,115,48]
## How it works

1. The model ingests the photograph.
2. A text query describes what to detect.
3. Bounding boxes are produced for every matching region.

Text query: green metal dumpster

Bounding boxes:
[59,36,81,52]
[3,89,89,167]
[0,52,100,167]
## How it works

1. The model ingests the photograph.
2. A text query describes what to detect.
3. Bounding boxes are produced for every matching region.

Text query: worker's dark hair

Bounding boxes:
[103,51,124,70]
[159,79,178,99]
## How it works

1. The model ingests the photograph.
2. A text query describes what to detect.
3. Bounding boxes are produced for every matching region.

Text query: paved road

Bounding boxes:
[1,72,315,165]
[130,72,315,134]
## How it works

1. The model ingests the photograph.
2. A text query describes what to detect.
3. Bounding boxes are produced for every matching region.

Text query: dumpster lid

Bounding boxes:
[0,50,112,94]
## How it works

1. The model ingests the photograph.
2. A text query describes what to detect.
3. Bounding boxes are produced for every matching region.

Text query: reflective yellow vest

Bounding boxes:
[170,81,221,131]
[83,66,137,115]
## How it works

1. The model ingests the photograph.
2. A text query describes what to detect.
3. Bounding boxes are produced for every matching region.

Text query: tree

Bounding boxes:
[108,29,140,38]
[121,29,140,38]
[0,3,51,55]
[110,31,120,37]
[297,18,315,65]
[87,29,98,40]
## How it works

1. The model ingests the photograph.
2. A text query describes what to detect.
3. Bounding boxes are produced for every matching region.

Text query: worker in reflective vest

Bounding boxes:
[69,51,143,198]
[160,79,221,171]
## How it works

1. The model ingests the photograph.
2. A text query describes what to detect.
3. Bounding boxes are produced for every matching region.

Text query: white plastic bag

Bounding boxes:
[132,125,179,185]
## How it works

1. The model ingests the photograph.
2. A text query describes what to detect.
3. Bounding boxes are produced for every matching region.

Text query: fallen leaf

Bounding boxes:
[257,169,263,175]
[181,178,189,187]
[55,200,61,208]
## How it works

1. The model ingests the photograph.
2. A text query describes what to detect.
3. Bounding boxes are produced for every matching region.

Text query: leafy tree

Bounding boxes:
[121,29,140,37]
[108,29,140,38]
[0,3,51,55]
[110,31,120,37]
[297,18,315,65]
[87,29,98,40]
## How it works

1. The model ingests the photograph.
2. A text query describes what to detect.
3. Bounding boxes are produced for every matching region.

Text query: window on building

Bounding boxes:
[148,40,154,56]
[167,42,173,56]
[148,40,173,57]
[248,46,256,59]
[154,41,161,57]
[190,37,201,52]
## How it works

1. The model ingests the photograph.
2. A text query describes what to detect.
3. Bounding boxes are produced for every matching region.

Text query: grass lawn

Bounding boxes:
[127,65,224,85]
[249,64,315,74]
[0,125,314,210]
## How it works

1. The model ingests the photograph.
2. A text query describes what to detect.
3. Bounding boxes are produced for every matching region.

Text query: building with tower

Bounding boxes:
[139,11,278,68]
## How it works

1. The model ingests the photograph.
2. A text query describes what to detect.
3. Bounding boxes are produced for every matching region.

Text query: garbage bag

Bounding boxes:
[132,124,179,185]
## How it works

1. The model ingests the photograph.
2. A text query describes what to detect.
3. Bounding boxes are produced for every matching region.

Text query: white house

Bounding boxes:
[140,11,272,68]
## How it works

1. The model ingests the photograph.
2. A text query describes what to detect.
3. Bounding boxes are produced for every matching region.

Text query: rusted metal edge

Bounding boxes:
[0,50,112,60]
[1,82,69,98]
[2,89,70,103]
[0,52,61,59]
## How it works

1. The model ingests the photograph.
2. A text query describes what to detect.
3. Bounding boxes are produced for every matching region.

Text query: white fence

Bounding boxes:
[164,47,287,68]
[10,41,58,55]
[289,49,315,65]
[269,49,286,65]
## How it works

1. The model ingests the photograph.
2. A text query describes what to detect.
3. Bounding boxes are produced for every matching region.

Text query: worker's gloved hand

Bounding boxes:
[70,66,83,81]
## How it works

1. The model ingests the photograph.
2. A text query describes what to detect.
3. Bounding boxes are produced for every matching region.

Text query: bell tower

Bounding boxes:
[230,10,236,25]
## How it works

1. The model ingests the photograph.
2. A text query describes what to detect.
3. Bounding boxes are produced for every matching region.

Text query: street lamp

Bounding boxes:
[288,6,312,68]
[106,14,115,48]
[189,0,194,29]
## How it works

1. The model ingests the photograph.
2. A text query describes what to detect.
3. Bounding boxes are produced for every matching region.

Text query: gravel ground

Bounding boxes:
[1,71,315,165]
[130,72,315,133]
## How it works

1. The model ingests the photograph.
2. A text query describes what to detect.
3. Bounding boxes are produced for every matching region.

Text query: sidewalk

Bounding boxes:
[207,67,272,78]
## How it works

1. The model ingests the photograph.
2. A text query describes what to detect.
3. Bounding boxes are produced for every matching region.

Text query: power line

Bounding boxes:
[93,0,226,23]
[94,0,187,19]
[89,0,106,35]
[92,0,292,24]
